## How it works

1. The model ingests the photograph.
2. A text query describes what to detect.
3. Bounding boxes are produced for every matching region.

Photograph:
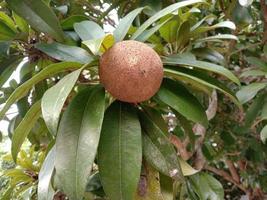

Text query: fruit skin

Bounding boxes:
[99,40,163,103]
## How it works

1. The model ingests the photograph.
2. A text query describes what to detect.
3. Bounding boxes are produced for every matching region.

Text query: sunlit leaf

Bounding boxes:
[11,101,41,162]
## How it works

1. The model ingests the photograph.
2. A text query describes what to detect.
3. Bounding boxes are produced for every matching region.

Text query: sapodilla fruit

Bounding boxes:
[99,40,163,103]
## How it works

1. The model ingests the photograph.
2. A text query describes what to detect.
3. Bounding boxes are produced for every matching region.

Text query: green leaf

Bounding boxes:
[164,67,240,106]
[159,16,179,43]
[38,147,56,200]
[236,83,267,104]
[55,86,105,200]
[176,21,190,49]
[0,56,22,88]
[162,56,240,85]
[131,0,204,40]
[191,21,236,36]
[0,62,82,120]
[61,15,89,30]
[156,78,208,127]
[245,56,267,71]
[113,7,145,42]
[244,94,265,128]
[82,34,115,55]
[42,68,83,135]
[195,34,238,43]
[0,20,16,40]
[1,187,13,200]
[0,11,17,32]
[74,20,105,41]
[6,0,65,41]
[12,11,29,33]
[240,70,267,78]
[189,173,224,200]
[135,16,172,42]
[11,100,41,162]
[192,48,226,66]
[98,101,142,200]
[35,42,93,64]
[140,111,183,180]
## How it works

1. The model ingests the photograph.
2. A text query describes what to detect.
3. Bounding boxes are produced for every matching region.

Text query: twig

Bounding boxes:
[170,135,192,160]
[260,0,267,43]
[225,160,240,183]
[204,165,247,193]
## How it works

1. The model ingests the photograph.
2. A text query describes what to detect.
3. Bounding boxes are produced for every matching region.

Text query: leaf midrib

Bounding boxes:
[74,91,94,199]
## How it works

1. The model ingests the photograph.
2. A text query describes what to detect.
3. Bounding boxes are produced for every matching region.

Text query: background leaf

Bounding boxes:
[11,101,41,162]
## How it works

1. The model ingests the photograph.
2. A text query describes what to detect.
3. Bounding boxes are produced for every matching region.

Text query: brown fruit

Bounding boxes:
[99,40,163,103]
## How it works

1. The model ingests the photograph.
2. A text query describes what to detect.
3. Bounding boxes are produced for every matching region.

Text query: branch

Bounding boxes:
[260,0,267,43]
[225,160,240,183]
[170,135,192,160]
[193,91,218,170]
[204,165,247,193]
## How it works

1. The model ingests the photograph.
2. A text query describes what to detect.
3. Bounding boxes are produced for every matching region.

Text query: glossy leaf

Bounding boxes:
[0,62,82,120]
[12,11,29,33]
[35,43,93,64]
[6,0,65,41]
[131,0,204,39]
[0,20,16,40]
[98,101,142,200]
[55,86,105,200]
[195,34,238,43]
[236,83,267,104]
[191,21,236,36]
[162,56,240,85]
[0,11,17,32]
[11,101,41,162]
[113,7,144,42]
[74,20,105,41]
[42,68,83,135]
[189,173,224,200]
[38,147,56,200]
[139,110,183,180]
[82,34,115,55]
[156,78,208,127]
[164,67,240,106]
